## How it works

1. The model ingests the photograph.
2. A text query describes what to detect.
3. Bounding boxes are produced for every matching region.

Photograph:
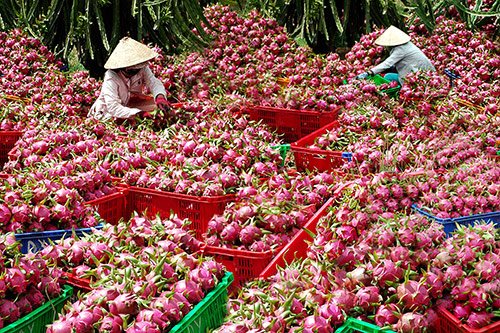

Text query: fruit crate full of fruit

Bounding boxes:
[412,205,500,236]
[85,186,129,225]
[14,224,104,254]
[291,121,351,173]
[0,285,73,333]
[169,271,234,333]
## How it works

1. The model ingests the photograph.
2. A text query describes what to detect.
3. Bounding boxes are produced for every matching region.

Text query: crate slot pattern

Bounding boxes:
[0,131,21,168]
[127,187,235,240]
[246,105,340,143]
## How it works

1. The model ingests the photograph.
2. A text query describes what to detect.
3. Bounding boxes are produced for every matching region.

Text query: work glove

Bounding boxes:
[356,72,369,80]
[156,96,171,112]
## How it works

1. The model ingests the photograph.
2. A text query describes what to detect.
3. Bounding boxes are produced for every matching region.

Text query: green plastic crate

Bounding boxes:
[336,318,396,333]
[271,144,290,166]
[169,271,234,333]
[368,75,391,86]
[0,285,73,333]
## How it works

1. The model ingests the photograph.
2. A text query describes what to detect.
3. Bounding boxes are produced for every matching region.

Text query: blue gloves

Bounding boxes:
[356,72,369,80]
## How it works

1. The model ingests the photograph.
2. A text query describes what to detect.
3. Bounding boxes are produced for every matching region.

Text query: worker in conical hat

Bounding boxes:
[89,37,171,121]
[355,26,435,84]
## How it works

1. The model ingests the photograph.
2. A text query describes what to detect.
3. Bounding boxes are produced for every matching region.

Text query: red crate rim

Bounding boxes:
[0,130,22,136]
[61,271,92,291]
[437,305,500,332]
[258,196,336,279]
[128,186,236,203]
[291,120,342,149]
[85,187,129,205]
[204,244,284,259]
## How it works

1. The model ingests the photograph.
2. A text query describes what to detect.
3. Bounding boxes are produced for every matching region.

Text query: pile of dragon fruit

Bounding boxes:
[0,233,65,329]
[0,1,500,332]
[205,171,339,251]
[46,214,226,332]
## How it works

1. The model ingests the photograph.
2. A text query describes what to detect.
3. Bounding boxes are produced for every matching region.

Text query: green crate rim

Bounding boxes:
[271,144,290,166]
[0,285,73,333]
[169,271,234,332]
[335,317,396,333]
[368,74,391,86]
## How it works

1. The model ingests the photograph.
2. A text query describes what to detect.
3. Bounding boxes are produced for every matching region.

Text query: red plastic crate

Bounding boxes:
[61,271,92,291]
[61,271,93,303]
[245,105,340,143]
[126,187,236,240]
[436,306,500,333]
[290,121,350,173]
[259,197,335,279]
[0,131,22,168]
[203,245,279,295]
[85,188,129,225]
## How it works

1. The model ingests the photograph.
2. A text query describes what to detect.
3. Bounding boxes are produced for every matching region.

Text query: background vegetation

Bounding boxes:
[0,0,499,78]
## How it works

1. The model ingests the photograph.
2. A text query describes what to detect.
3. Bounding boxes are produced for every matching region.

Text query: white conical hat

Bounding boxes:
[104,37,159,69]
[374,26,411,46]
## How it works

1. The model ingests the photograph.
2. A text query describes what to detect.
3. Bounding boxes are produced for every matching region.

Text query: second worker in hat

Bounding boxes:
[355,26,435,84]
[88,37,171,121]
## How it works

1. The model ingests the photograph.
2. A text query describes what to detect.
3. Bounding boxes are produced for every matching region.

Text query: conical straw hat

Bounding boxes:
[104,37,159,69]
[374,26,411,46]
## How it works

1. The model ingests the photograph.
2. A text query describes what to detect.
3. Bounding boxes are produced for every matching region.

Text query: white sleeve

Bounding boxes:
[101,79,142,119]
[370,47,405,75]
[143,67,167,99]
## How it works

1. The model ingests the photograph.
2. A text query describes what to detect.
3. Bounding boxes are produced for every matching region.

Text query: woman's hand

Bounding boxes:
[155,95,171,112]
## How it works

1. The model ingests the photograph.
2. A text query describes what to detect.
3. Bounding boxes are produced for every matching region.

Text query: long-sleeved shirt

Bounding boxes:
[370,42,435,82]
[88,67,166,120]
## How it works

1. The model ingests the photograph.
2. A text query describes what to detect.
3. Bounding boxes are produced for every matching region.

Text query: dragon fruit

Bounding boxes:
[374,304,400,327]
[372,259,403,287]
[466,311,494,329]
[0,299,20,323]
[355,286,382,312]
[396,280,430,312]
[394,312,427,333]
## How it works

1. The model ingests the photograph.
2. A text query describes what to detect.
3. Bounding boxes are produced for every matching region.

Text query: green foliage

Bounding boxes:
[0,0,216,77]
[401,0,500,36]
[1,0,500,77]
[239,0,406,52]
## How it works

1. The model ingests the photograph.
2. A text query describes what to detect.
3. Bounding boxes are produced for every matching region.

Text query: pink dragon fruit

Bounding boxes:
[5,267,27,294]
[372,259,403,287]
[423,272,444,299]
[394,312,427,333]
[99,314,123,333]
[374,304,400,327]
[239,225,262,245]
[396,280,430,312]
[450,277,477,302]
[443,265,464,286]
[0,299,20,323]
[454,304,472,321]
[466,311,494,329]
[474,259,497,282]
[468,289,490,311]
[135,309,170,331]
[355,286,382,312]
[318,303,344,325]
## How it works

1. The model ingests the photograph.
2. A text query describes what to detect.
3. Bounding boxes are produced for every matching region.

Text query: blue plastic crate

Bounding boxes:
[15,223,104,254]
[411,204,500,236]
[342,152,352,162]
